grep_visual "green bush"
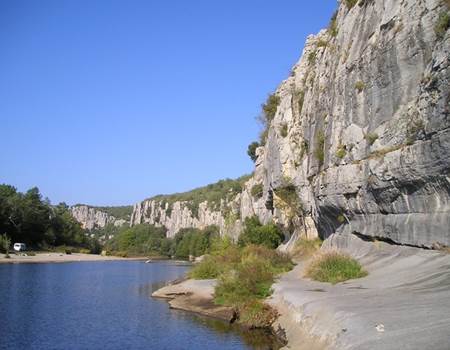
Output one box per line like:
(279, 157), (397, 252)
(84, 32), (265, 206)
(190, 241), (293, 328)
(79, 248), (91, 254)
(435, 11), (450, 39)
(305, 251), (367, 284)
(274, 182), (302, 216)
(336, 145), (347, 159)
(355, 81), (366, 92)
(238, 216), (284, 249)
(0, 233), (11, 254)
(189, 256), (222, 279)
(307, 50), (317, 65)
(250, 184), (264, 200)
(261, 94), (280, 122)
(247, 142), (260, 162)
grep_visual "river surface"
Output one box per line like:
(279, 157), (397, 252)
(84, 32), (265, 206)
(0, 261), (279, 350)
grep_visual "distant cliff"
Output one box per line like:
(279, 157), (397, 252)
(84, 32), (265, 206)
(129, 0), (450, 249)
(70, 205), (131, 230)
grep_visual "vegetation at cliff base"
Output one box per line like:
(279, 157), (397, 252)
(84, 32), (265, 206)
(305, 251), (367, 284)
(238, 216), (284, 249)
(0, 184), (100, 252)
(190, 240), (293, 328)
(189, 217), (292, 328)
(105, 224), (219, 258)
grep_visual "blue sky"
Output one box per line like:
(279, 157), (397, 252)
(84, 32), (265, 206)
(0, 0), (337, 206)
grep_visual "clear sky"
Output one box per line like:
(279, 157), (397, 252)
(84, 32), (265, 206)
(0, 0), (337, 206)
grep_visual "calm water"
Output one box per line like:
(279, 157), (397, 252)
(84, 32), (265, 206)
(0, 261), (279, 350)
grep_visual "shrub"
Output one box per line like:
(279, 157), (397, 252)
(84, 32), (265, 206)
(307, 50), (317, 65)
(317, 39), (328, 48)
(365, 133), (378, 145)
(336, 144), (347, 159)
(274, 181), (302, 217)
(250, 184), (264, 200)
(262, 94), (281, 122)
(79, 248), (91, 254)
(355, 81), (366, 92)
(189, 255), (222, 279)
(305, 251), (367, 284)
(238, 299), (279, 328)
(0, 234), (11, 255)
(435, 11), (450, 39)
(65, 248), (72, 255)
(238, 216), (284, 249)
(247, 141), (260, 162)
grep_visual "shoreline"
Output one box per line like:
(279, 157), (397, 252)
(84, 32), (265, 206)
(152, 234), (450, 350)
(0, 252), (149, 264)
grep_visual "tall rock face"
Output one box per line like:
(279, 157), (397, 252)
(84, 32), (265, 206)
(70, 205), (128, 231)
(254, 0), (450, 248)
(131, 0), (449, 248)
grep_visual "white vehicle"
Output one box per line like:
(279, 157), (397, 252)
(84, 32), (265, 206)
(13, 243), (26, 252)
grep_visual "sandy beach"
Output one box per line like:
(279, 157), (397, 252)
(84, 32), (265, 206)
(0, 252), (144, 264)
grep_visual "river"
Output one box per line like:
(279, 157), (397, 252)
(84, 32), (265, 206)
(0, 261), (279, 350)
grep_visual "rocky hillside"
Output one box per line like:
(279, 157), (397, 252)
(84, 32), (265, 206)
(71, 205), (131, 230)
(131, 0), (450, 248)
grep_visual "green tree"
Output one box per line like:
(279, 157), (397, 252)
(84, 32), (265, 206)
(238, 216), (284, 249)
(247, 142), (260, 162)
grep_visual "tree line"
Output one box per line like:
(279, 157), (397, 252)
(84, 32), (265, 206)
(0, 184), (99, 252)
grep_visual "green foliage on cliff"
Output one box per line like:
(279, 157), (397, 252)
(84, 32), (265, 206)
(238, 216), (284, 249)
(150, 175), (251, 218)
(94, 206), (133, 220)
(247, 141), (260, 162)
(258, 93), (281, 145)
(149, 175), (251, 218)
(250, 184), (264, 200)
(0, 184), (98, 251)
(435, 11), (450, 39)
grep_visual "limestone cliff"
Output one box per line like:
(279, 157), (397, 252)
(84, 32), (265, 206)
(131, 0), (450, 248)
(70, 205), (129, 231)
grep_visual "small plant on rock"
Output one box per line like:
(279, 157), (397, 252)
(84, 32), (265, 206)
(435, 11), (450, 39)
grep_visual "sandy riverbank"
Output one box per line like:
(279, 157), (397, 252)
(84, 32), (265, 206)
(0, 252), (146, 264)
